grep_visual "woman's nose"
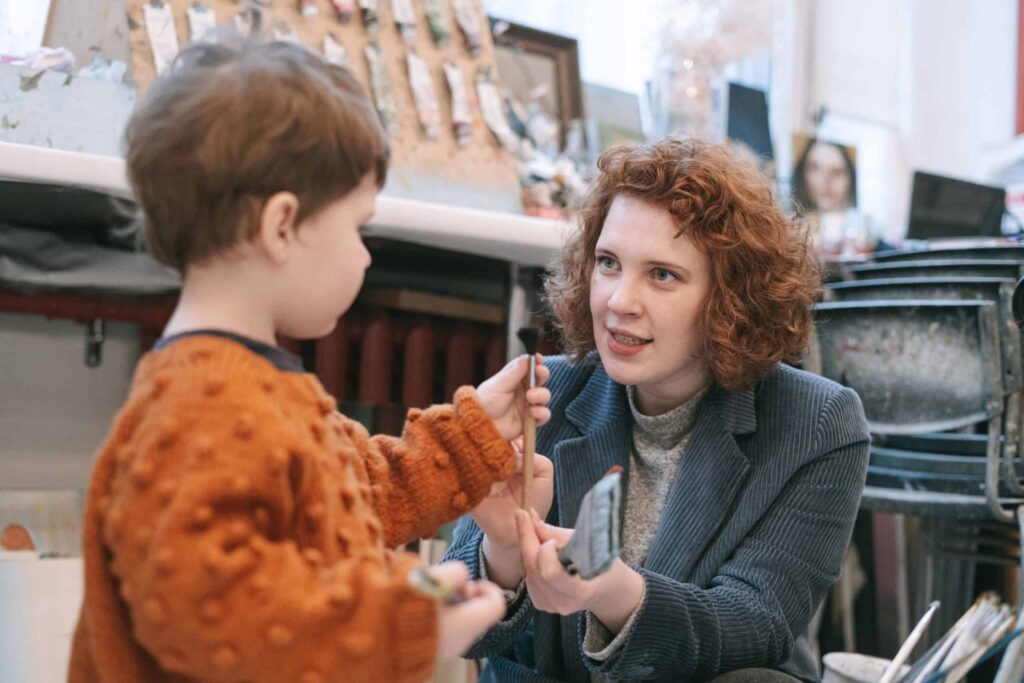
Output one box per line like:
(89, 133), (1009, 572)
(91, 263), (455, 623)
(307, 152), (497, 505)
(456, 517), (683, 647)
(607, 277), (643, 316)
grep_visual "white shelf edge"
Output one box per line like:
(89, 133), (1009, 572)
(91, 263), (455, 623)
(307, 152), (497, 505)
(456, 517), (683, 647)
(0, 141), (569, 267)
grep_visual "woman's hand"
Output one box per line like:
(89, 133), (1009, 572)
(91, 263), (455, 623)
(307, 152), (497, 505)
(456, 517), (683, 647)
(472, 445), (554, 589)
(474, 355), (551, 442)
(515, 510), (644, 634)
(474, 446), (555, 547)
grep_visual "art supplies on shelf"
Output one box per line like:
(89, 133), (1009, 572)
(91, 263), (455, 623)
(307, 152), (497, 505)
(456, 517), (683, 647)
(390, 0), (418, 46)
(364, 40), (400, 136)
(452, 0), (482, 58)
(186, 2), (217, 44)
(322, 32), (350, 67)
(142, 1), (180, 75)
(827, 593), (1024, 683)
(443, 61), (473, 147)
(330, 0), (357, 23)
(476, 66), (519, 152)
(406, 51), (441, 139)
(359, 0), (380, 33)
(424, 0), (450, 46)
(117, 0), (524, 210)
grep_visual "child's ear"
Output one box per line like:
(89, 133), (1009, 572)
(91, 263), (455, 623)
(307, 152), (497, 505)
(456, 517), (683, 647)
(256, 192), (301, 264)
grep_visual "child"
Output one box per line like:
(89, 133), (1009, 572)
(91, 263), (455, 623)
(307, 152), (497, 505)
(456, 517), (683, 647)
(69, 40), (550, 683)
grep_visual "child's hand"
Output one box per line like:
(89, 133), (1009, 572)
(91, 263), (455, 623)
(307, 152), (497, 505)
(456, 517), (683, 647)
(475, 355), (551, 441)
(431, 562), (506, 660)
(474, 446), (555, 549)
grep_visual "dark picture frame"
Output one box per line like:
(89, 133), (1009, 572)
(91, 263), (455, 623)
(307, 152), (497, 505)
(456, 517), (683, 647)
(489, 18), (585, 150)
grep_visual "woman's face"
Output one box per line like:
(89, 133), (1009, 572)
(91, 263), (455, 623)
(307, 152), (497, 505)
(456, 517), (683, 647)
(590, 195), (712, 414)
(803, 142), (851, 212)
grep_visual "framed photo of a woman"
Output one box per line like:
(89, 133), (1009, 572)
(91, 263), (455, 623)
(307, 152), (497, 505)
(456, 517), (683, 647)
(791, 136), (857, 214)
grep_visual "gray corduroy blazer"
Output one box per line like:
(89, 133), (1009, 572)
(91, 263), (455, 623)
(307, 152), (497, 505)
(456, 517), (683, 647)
(445, 356), (869, 683)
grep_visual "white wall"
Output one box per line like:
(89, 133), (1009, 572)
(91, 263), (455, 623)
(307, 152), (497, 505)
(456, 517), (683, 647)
(811, 0), (906, 129)
(908, 0), (1018, 180)
(0, 314), (140, 491)
(483, 0), (659, 96)
(487, 0), (1020, 241)
(0, 0), (50, 54)
(801, 0), (1019, 241)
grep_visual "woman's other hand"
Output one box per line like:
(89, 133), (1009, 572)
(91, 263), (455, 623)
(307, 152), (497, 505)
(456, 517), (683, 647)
(515, 509), (644, 634)
(473, 446), (554, 589)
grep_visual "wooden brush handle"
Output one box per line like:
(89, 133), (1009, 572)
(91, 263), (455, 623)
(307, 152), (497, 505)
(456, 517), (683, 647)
(521, 414), (536, 510)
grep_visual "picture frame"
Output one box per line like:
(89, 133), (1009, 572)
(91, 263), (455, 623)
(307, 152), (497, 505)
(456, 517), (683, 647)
(489, 17), (584, 150)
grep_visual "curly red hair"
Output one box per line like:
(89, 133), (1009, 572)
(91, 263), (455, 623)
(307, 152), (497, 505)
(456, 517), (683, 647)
(545, 138), (819, 390)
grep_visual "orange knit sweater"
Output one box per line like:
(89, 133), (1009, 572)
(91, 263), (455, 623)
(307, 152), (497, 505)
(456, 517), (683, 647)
(68, 337), (516, 683)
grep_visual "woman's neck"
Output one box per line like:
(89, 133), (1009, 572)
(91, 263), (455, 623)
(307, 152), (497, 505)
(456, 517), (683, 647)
(633, 369), (711, 416)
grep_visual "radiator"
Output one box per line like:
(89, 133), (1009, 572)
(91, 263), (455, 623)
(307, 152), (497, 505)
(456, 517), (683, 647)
(313, 307), (507, 411)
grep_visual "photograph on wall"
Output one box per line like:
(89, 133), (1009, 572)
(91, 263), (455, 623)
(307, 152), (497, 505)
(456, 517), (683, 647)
(791, 134), (871, 259)
(791, 135), (858, 214)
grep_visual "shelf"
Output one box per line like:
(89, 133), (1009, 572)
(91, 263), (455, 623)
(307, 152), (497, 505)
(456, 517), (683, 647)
(0, 141), (569, 267)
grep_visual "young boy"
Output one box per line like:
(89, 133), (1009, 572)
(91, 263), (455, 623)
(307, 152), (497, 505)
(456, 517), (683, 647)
(69, 41), (550, 683)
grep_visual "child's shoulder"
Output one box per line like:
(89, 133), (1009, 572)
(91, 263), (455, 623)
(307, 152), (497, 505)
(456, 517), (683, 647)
(101, 336), (326, 493)
(128, 335), (317, 425)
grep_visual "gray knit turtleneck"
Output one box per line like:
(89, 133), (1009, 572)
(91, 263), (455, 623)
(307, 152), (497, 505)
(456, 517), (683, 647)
(585, 384), (707, 675)
(620, 384), (706, 566)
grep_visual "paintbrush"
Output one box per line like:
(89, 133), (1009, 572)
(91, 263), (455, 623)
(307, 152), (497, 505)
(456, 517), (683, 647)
(557, 466), (623, 579)
(407, 566), (467, 604)
(879, 601), (940, 683)
(905, 595), (986, 683)
(517, 327), (540, 511)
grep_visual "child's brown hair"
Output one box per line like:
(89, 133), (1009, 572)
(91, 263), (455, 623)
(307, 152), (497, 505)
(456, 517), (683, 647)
(126, 40), (389, 273)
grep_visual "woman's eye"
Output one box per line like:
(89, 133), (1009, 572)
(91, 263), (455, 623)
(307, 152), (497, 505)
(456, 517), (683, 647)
(597, 256), (617, 270)
(653, 268), (677, 283)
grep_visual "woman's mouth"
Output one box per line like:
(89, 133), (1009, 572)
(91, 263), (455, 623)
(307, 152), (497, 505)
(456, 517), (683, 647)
(606, 329), (652, 356)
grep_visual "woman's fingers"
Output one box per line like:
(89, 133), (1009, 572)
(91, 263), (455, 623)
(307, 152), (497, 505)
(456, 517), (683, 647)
(529, 406), (552, 425)
(516, 509), (541, 572)
(537, 538), (567, 582)
(530, 512), (572, 545)
(524, 386), (551, 406)
(533, 453), (554, 478)
(534, 359), (550, 386)
(524, 386), (551, 426)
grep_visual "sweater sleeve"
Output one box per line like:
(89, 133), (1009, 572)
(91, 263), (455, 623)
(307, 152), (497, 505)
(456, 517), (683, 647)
(351, 386), (517, 547)
(580, 387), (870, 680)
(100, 400), (439, 683)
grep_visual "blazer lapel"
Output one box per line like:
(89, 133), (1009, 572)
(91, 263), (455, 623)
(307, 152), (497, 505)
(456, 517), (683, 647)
(643, 384), (756, 582)
(551, 365), (632, 529)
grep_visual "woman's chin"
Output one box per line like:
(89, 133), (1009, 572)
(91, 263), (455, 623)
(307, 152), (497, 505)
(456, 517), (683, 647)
(599, 352), (648, 386)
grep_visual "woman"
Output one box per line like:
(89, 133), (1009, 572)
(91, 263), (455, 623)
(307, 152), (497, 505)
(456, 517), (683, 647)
(792, 138), (857, 214)
(447, 138), (869, 682)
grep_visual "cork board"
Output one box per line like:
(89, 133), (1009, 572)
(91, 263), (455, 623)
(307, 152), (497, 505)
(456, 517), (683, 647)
(119, 0), (519, 208)
(44, 0), (133, 68)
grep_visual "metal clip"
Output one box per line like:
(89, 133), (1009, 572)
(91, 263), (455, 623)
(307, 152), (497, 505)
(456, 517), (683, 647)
(85, 319), (105, 368)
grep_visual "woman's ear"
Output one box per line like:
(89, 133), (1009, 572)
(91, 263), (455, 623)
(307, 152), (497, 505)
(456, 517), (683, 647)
(256, 191), (301, 264)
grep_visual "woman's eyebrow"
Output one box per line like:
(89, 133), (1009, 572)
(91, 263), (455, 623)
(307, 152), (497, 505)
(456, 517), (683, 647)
(647, 259), (687, 270)
(647, 260), (692, 277)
